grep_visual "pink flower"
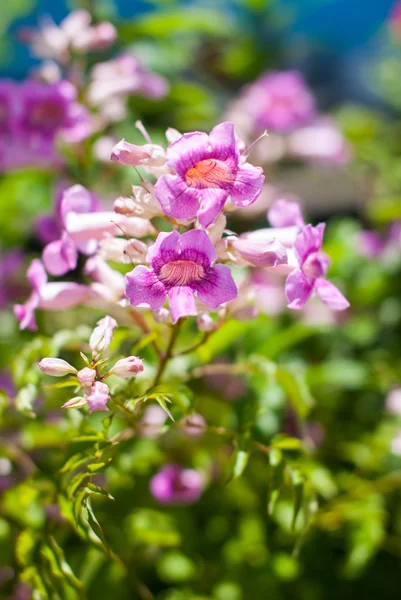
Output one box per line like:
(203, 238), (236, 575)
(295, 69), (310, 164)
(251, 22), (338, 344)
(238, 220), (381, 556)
(21, 10), (116, 61)
(87, 54), (168, 122)
(150, 464), (204, 505)
(86, 381), (110, 413)
(287, 118), (351, 165)
(42, 185), (101, 276)
(154, 122), (264, 227)
(125, 230), (237, 323)
(240, 71), (316, 133)
(14, 259), (93, 330)
(19, 80), (91, 143)
(267, 198), (305, 229)
(286, 224), (349, 311)
(108, 356), (144, 378)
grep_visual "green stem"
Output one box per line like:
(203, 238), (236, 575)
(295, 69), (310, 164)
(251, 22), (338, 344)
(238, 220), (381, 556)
(152, 320), (182, 388)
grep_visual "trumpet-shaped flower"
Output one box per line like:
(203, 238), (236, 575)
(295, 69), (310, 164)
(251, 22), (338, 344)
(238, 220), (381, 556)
(125, 229), (237, 323)
(285, 224), (349, 310)
(154, 122), (264, 227)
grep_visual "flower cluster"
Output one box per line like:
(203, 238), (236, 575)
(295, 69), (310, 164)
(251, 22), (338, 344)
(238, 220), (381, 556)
(225, 70), (351, 165)
(38, 315), (143, 413)
(15, 120), (349, 335)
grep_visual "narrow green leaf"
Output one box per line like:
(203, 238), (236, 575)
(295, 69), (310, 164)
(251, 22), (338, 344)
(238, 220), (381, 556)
(291, 470), (305, 531)
(83, 498), (110, 554)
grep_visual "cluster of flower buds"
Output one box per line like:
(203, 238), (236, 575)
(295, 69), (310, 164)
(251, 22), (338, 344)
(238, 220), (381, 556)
(38, 315), (143, 413)
(16, 119), (349, 334)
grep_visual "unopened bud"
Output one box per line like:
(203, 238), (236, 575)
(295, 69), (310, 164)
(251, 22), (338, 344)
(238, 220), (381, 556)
(38, 358), (77, 377)
(152, 307), (170, 323)
(197, 314), (214, 332)
(109, 356), (144, 379)
(62, 396), (87, 409)
(77, 367), (97, 389)
(89, 316), (117, 356)
(110, 139), (165, 167)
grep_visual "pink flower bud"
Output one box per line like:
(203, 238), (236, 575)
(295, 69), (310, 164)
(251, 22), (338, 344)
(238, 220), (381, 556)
(197, 314), (214, 332)
(38, 358), (77, 377)
(152, 307), (170, 323)
(77, 367), (97, 389)
(110, 139), (165, 167)
(62, 396), (87, 409)
(89, 315), (117, 356)
(180, 414), (206, 437)
(231, 237), (287, 267)
(109, 356), (144, 378)
(86, 381), (110, 413)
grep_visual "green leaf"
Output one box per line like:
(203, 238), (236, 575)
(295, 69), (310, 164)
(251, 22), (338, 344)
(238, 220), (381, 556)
(268, 449), (284, 516)
(83, 497), (110, 554)
(86, 483), (114, 501)
(276, 367), (314, 419)
(16, 530), (38, 567)
(271, 435), (303, 451)
(291, 470), (305, 531)
(15, 383), (37, 418)
(46, 536), (85, 594)
(60, 453), (90, 475)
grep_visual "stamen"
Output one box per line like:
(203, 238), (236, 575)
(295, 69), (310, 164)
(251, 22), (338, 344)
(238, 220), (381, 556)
(243, 130), (269, 155)
(135, 120), (152, 144)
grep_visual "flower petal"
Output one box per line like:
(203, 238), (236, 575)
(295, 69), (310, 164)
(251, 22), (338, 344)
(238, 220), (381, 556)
(42, 235), (78, 276)
(125, 265), (167, 309)
(285, 268), (313, 309)
(294, 223), (325, 265)
(195, 264), (237, 308)
(232, 237), (287, 267)
(315, 278), (349, 310)
(165, 131), (209, 175)
(178, 229), (216, 265)
(154, 174), (201, 221)
(168, 286), (197, 323)
(27, 259), (47, 290)
(197, 187), (229, 228)
(208, 121), (238, 161)
(268, 198), (305, 228)
(229, 163), (264, 207)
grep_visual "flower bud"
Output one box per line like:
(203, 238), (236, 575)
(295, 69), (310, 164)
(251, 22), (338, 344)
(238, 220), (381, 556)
(180, 413), (206, 437)
(62, 396), (87, 409)
(38, 358), (77, 377)
(86, 381), (110, 413)
(99, 237), (148, 264)
(152, 307), (170, 323)
(231, 237), (287, 268)
(89, 315), (117, 356)
(197, 314), (214, 332)
(77, 367), (97, 389)
(109, 356), (144, 378)
(110, 139), (165, 167)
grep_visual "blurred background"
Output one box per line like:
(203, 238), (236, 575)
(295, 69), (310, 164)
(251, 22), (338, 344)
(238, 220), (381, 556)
(2, 1), (401, 599)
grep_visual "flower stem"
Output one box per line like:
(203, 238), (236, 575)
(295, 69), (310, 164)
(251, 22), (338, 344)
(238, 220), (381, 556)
(152, 320), (182, 387)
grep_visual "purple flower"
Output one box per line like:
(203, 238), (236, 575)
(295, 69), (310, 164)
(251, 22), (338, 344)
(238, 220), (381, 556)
(240, 71), (316, 133)
(19, 80), (91, 143)
(125, 229), (237, 323)
(86, 381), (110, 414)
(14, 259), (93, 330)
(267, 197), (305, 229)
(154, 122), (264, 227)
(41, 184), (101, 276)
(150, 464), (204, 505)
(0, 80), (16, 136)
(285, 224), (349, 311)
